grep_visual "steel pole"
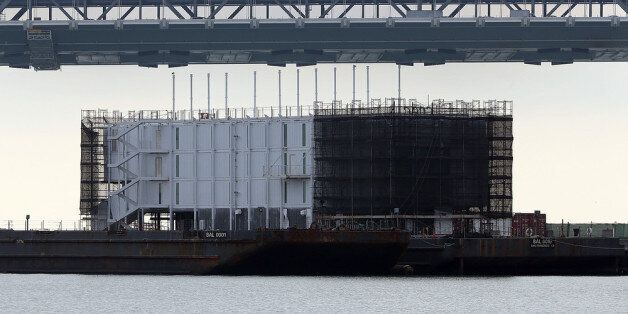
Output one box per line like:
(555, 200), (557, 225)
(314, 68), (318, 104)
(397, 64), (401, 104)
(366, 66), (370, 105)
(172, 72), (176, 120)
(352, 65), (356, 106)
(296, 68), (300, 115)
(225, 73), (228, 118)
(333, 67), (337, 104)
(278, 70), (282, 116)
(190, 73), (193, 120)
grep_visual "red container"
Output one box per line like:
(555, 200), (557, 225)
(512, 211), (546, 237)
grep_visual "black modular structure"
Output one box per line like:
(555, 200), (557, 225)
(312, 100), (513, 220)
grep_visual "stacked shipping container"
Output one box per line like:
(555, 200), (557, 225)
(512, 211), (547, 237)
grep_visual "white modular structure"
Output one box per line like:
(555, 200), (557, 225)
(106, 113), (313, 231)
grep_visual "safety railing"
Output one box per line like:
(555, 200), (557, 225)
(81, 105), (316, 123)
(0, 220), (93, 231)
(314, 98), (512, 118)
(82, 98), (512, 124)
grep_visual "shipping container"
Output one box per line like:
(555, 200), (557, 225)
(512, 211), (546, 237)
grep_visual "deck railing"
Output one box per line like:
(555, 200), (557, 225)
(81, 98), (512, 124)
(0, 220), (93, 231)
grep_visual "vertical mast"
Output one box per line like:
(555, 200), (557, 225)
(253, 71), (257, 117)
(172, 72), (176, 120)
(190, 74), (193, 119)
(366, 66), (370, 105)
(397, 64), (401, 103)
(314, 68), (318, 103)
(352, 65), (356, 105)
(278, 70), (282, 117)
(333, 67), (337, 104)
(296, 68), (301, 115)
(225, 73), (228, 118)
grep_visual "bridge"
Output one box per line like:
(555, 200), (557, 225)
(1, 0), (628, 70)
(1, 0), (628, 20)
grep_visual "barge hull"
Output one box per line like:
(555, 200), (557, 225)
(0, 229), (409, 275)
(399, 237), (627, 275)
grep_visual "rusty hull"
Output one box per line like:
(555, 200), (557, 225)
(214, 229), (410, 275)
(399, 237), (627, 275)
(0, 229), (409, 275)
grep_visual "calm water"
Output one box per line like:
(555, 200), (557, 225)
(0, 275), (626, 313)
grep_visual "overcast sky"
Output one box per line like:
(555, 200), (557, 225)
(0, 62), (627, 224)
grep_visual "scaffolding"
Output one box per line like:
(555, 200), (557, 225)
(313, 98), (513, 222)
(80, 110), (118, 230)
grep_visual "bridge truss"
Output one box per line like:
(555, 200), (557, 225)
(1, 1), (628, 70)
(1, 0), (628, 21)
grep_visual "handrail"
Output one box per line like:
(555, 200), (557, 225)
(81, 98), (513, 124)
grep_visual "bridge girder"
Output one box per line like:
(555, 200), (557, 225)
(1, 17), (628, 70)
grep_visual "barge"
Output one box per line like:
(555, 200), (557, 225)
(398, 237), (627, 275)
(0, 229), (410, 275)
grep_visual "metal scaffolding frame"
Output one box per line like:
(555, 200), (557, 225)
(312, 98), (513, 231)
(80, 110), (120, 230)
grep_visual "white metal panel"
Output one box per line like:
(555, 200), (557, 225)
(127, 127), (139, 149)
(268, 179), (282, 207)
(235, 153), (248, 178)
(197, 181), (212, 205)
(266, 151), (283, 176)
(173, 181), (193, 206)
(268, 122), (282, 148)
(141, 125), (156, 149)
(197, 153), (212, 179)
(175, 153), (194, 178)
(129, 157), (139, 177)
(285, 180), (308, 206)
(250, 151), (266, 177)
(213, 180), (230, 207)
(139, 181), (168, 206)
(141, 154), (165, 177)
(157, 125), (171, 150)
(214, 123), (230, 149)
(214, 152), (230, 177)
(159, 182), (170, 205)
(235, 180), (248, 205)
(250, 179), (267, 206)
(176, 125), (194, 150)
(287, 122), (305, 148)
(235, 123), (248, 150)
(250, 123), (266, 148)
(196, 124), (212, 150)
